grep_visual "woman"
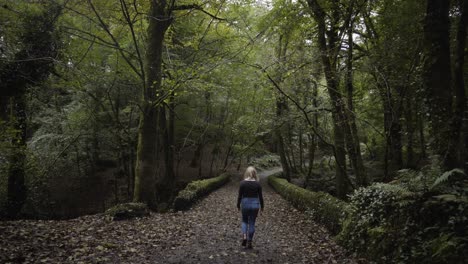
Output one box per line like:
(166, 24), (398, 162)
(237, 166), (264, 249)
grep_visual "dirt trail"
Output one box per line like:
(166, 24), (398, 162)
(0, 169), (357, 263)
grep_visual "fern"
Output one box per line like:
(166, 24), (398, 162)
(430, 169), (466, 190)
(378, 183), (413, 198)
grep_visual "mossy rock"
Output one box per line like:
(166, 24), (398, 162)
(268, 174), (349, 234)
(105, 202), (149, 221)
(174, 173), (230, 211)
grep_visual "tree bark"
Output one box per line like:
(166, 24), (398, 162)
(418, 112), (427, 160)
(276, 98), (292, 182)
(274, 34), (292, 181)
(299, 128), (304, 171)
(405, 96), (415, 168)
(1, 4), (61, 217)
(307, 0), (350, 198)
(6, 96), (27, 217)
(305, 81), (319, 186)
(345, 16), (368, 186)
(133, 0), (172, 208)
(158, 105), (175, 203)
(423, 0), (453, 167)
(374, 79), (403, 180)
(446, 0), (467, 169)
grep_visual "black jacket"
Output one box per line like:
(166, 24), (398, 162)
(237, 180), (264, 209)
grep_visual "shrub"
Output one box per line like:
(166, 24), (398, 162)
(268, 173), (349, 234)
(250, 154), (281, 171)
(337, 168), (468, 263)
(174, 173), (230, 211)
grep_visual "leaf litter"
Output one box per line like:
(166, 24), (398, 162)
(0, 172), (362, 263)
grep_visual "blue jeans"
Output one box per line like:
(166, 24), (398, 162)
(241, 197), (260, 241)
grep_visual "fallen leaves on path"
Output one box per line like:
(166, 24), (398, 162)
(0, 173), (360, 264)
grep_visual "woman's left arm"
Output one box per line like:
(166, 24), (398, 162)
(259, 185), (264, 210)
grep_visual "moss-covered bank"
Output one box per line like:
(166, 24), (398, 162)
(268, 169), (468, 264)
(174, 173), (230, 211)
(268, 173), (349, 235)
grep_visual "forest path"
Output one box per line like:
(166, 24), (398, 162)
(0, 168), (357, 264)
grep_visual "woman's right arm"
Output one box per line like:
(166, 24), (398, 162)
(237, 183), (243, 210)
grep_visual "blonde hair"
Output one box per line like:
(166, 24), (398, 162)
(244, 166), (259, 181)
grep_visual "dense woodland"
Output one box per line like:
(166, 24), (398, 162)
(0, 0), (467, 262)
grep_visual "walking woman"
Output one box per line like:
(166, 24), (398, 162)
(237, 166), (264, 249)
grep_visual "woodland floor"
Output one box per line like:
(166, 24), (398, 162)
(0, 168), (361, 264)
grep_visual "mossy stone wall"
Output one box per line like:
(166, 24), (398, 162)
(268, 173), (349, 235)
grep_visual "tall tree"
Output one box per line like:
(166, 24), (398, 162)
(422, 0), (453, 168)
(344, 0), (367, 186)
(0, 3), (61, 217)
(275, 34), (292, 182)
(305, 0), (372, 197)
(134, 0), (225, 208)
(447, 0), (467, 170)
(305, 0), (348, 198)
(359, 0), (425, 178)
(133, 0), (173, 208)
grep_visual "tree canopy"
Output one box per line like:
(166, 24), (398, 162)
(0, 0), (467, 261)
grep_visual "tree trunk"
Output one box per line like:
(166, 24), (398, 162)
(423, 0), (453, 167)
(168, 90), (176, 178)
(273, 34), (292, 181)
(446, 0), (467, 169)
(307, 0), (350, 198)
(158, 106), (175, 203)
(306, 81), (319, 183)
(1, 4), (60, 217)
(276, 98), (292, 182)
(299, 128), (304, 171)
(305, 133), (317, 188)
(418, 113), (427, 160)
(378, 82), (403, 180)
(133, 0), (171, 208)
(405, 96), (415, 168)
(6, 97), (27, 217)
(287, 127), (298, 173)
(345, 19), (368, 186)
(332, 121), (348, 198)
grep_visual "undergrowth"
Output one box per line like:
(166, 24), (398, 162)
(337, 159), (468, 263)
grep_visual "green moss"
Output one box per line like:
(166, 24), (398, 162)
(105, 202), (149, 221)
(268, 174), (349, 234)
(174, 173), (230, 211)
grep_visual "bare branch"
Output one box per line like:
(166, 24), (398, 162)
(119, 0), (146, 88)
(86, 0), (144, 80)
(172, 4), (226, 21)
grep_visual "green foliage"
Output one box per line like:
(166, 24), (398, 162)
(337, 164), (468, 263)
(431, 169), (466, 191)
(268, 173), (349, 234)
(250, 154), (281, 171)
(174, 173), (230, 211)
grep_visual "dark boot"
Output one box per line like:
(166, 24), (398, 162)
(247, 241), (253, 249)
(241, 239), (247, 247)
